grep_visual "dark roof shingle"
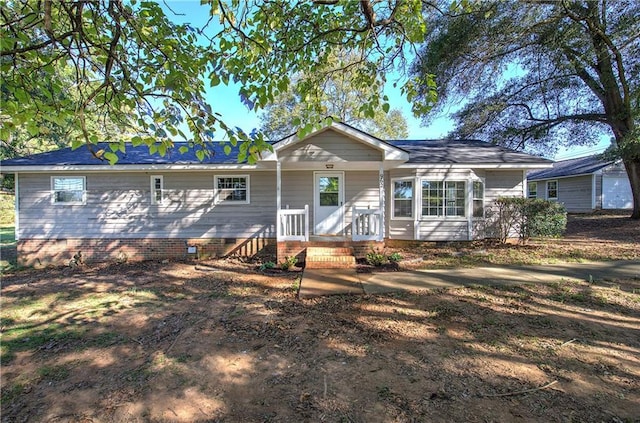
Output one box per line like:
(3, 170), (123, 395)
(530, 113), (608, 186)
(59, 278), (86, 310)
(1, 142), (242, 166)
(528, 155), (613, 180)
(389, 139), (550, 164)
(1, 139), (550, 167)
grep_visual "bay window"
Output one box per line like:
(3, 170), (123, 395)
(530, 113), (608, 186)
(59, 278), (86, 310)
(421, 180), (466, 217)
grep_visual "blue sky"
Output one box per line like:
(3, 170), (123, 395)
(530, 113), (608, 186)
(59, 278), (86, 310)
(160, 1), (608, 160)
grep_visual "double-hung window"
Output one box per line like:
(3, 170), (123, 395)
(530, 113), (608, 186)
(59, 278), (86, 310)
(392, 179), (413, 218)
(51, 176), (86, 205)
(150, 175), (164, 205)
(215, 175), (250, 204)
(422, 180), (466, 217)
(547, 180), (558, 200)
(528, 182), (538, 199)
(473, 181), (484, 218)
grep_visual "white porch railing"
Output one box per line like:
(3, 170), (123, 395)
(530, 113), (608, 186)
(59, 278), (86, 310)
(352, 207), (383, 241)
(277, 205), (309, 241)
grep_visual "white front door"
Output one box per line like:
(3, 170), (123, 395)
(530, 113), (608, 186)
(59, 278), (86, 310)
(314, 172), (344, 235)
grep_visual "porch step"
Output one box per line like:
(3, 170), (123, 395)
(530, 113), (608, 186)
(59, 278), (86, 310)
(305, 246), (356, 269)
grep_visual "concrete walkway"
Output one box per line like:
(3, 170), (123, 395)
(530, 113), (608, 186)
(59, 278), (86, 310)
(299, 260), (640, 298)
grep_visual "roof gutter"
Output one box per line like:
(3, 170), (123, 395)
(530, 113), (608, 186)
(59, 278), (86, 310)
(399, 163), (552, 169)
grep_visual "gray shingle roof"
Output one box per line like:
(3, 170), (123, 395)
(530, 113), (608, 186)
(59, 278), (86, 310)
(389, 140), (550, 164)
(528, 155), (614, 180)
(1, 142), (242, 166)
(1, 139), (550, 167)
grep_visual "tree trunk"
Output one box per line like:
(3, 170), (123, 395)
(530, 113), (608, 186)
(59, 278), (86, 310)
(623, 158), (640, 219)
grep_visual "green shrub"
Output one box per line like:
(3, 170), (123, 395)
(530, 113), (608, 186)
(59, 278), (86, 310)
(523, 199), (566, 238)
(259, 261), (276, 271)
(491, 197), (566, 243)
(366, 248), (387, 266)
(280, 256), (298, 270)
(388, 252), (403, 262)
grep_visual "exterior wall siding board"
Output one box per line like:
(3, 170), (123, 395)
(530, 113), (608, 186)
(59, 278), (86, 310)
(484, 170), (523, 203)
(279, 133), (383, 162)
(595, 174), (603, 208)
(418, 221), (469, 241)
(555, 175), (593, 212)
(18, 172), (276, 240)
(344, 171), (380, 236)
(479, 170), (524, 239)
(281, 170), (314, 225)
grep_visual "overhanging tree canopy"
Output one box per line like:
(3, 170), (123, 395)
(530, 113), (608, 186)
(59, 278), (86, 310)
(1, 0), (434, 164)
(259, 51), (409, 140)
(411, 0), (640, 217)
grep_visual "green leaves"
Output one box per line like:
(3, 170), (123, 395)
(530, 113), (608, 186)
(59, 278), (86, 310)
(259, 50), (409, 140)
(2, 0), (429, 165)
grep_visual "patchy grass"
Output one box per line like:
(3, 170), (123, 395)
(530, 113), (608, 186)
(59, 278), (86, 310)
(0, 194), (14, 226)
(1, 260), (639, 422)
(0, 288), (161, 364)
(387, 213), (640, 270)
(0, 226), (15, 245)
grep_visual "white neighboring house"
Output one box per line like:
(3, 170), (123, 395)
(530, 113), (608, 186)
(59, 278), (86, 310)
(1, 122), (551, 266)
(527, 155), (632, 213)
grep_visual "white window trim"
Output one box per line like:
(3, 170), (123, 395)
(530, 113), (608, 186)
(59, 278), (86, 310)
(390, 177), (414, 220)
(214, 174), (250, 205)
(472, 179), (485, 219)
(150, 175), (164, 205)
(419, 179), (468, 220)
(51, 176), (86, 205)
(547, 180), (558, 200)
(528, 181), (538, 199)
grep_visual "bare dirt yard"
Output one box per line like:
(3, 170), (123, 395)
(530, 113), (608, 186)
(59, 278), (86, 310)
(1, 213), (639, 422)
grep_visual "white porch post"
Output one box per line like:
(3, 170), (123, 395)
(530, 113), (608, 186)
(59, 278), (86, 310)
(276, 161), (282, 240)
(467, 177), (474, 241)
(379, 163), (385, 241)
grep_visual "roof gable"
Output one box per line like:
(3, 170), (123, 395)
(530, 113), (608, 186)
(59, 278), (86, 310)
(264, 122), (409, 162)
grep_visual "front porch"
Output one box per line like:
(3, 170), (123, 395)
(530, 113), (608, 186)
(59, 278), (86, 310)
(276, 205), (385, 267)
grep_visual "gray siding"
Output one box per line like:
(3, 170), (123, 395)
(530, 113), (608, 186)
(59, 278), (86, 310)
(280, 170), (380, 235)
(279, 132), (382, 162)
(557, 175), (593, 212)
(17, 172), (276, 239)
(344, 171), (380, 236)
(484, 170), (524, 203)
(533, 176), (594, 212)
(481, 170), (526, 239)
(595, 174), (602, 208)
(280, 170), (314, 229)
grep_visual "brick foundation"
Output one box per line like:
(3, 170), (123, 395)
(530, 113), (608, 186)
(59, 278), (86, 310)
(17, 237), (276, 267)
